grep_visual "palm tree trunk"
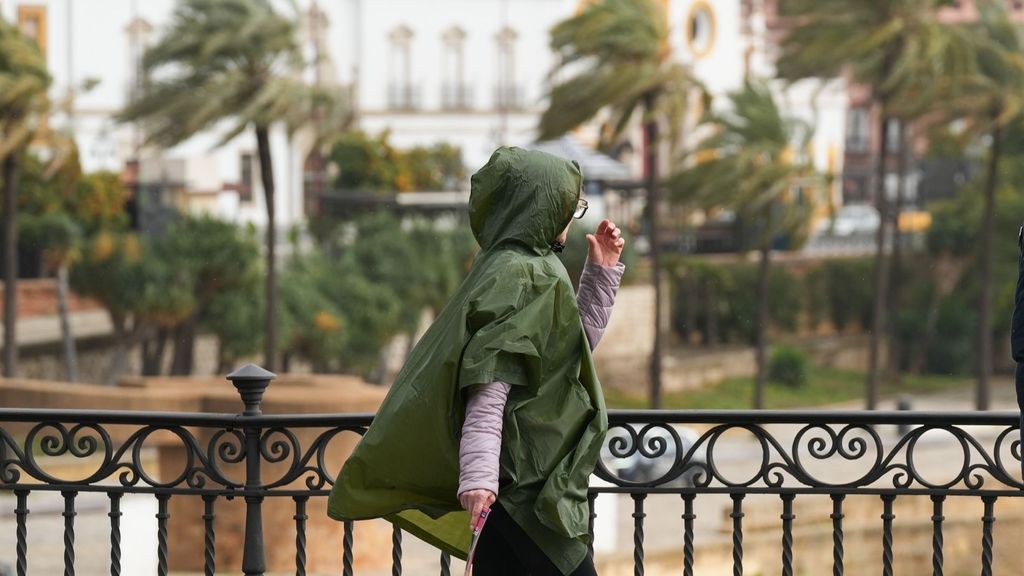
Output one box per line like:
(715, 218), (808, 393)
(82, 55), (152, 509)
(887, 120), (908, 381)
(643, 93), (663, 409)
(706, 278), (719, 346)
(169, 320), (196, 376)
(2, 151), (20, 378)
(867, 107), (892, 410)
(142, 328), (168, 376)
(683, 274), (697, 344)
(256, 124), (277, 372)
(106, 311), (128, 385)
(977, 122), (1001, 411)
(754, 243), (771, 410)
(56, 263), (78, 382)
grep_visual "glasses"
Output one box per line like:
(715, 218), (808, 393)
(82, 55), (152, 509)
(573, 198), (589, 220)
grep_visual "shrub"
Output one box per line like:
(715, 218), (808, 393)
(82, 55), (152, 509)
(671, 261), (800, 345)
(820, 258), (874, 331)
(768, 346), (809, 388)
(926, 296), (976, 376)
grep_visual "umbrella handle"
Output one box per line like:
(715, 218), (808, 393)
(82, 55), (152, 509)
(465, 507), (491, 576)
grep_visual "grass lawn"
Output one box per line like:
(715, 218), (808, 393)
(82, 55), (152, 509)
(601, 366), (972, 410)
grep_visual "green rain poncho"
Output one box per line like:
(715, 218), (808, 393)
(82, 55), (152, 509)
(327, 146), (609, 575)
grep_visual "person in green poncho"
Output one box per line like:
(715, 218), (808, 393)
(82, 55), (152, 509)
(327, 146), (626, 575)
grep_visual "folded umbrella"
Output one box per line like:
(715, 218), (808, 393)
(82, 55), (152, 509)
(464, 507), (491, 576)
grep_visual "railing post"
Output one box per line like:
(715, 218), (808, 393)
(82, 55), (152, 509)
(227, 364), (276, 576)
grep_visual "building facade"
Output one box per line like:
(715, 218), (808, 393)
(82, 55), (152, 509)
(1, 0), (848, 234)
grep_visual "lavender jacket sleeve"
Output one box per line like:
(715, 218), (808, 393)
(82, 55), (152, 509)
(457, 259), (625, 498)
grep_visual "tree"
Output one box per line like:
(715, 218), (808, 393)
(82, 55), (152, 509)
(667, 79), (817, 408)
(69, 232), (149, 383)
(0, 18), (50, 377)
(117, 0), (347, 372)
(937, 1), (1024, 409)
(328, 130), (467, 192)
(204, 277), (263, 374)
(329, 130), (408, 192)
(777, 0), (972, 409)
(275, 250), (402, 377)
(539, 0), (698, 408)
(18, 148), (129, 382)
(148, 216), (261, 375)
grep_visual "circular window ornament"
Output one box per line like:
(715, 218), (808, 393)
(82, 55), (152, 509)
(686, 1), (716, 59)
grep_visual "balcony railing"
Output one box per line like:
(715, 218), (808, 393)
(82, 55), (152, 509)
(494, 84), (525, 110)
(387, 83), (422, 111)
(0, 364), (1021, 575)
(441, 84), (473, 110)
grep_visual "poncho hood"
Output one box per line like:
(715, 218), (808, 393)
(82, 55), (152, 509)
(327, 146), (607, 576)
(469, 146), (582, 254)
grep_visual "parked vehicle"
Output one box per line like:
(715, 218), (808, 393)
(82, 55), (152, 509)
(600, 424), (708, 487)
(815, 204), (880, 237)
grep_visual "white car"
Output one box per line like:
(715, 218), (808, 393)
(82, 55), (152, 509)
(599, 424), (708, 487)
(816, 204), (881, 237)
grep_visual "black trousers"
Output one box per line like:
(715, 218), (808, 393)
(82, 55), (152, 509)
(471, 501), (598, 576)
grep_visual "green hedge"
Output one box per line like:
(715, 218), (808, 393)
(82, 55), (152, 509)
(768, 346), (809, 388)
(671, 260), (801, 346)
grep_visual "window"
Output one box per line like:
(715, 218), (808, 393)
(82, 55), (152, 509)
(886, 118), (902, 152)
(495, 27), (521, 110)
(388, 25), (418, 110)
(17, 5), (47, 57)
(441, 26), (469, 109)
(846, 107), (869, 153)
(686, 1), (716, 59)
(126, 17), (154, 103)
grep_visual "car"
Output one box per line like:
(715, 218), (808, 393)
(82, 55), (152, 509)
(815, 204), (881, 237)
(599, 423), (708, 487)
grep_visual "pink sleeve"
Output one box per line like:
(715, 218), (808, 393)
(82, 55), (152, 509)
(457, 380), (511, 498)
(456, 260), (624, 498)
(576, 258), (625, 351)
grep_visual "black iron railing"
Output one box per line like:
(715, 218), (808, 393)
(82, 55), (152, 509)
(0, 364), (1021, 575)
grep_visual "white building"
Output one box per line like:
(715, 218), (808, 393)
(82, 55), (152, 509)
(1, 0), (847, 232)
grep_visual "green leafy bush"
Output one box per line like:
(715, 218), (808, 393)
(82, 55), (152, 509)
(671, 261), (800, 345)
(768, 346), (809, 388)
(819, 258), (874, 331)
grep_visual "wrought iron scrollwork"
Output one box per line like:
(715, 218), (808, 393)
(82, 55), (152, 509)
(595, 417), (1024, 492)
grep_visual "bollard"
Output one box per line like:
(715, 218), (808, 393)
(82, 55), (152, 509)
(897, 396), (913, 437)
(227, 364), (276, 576)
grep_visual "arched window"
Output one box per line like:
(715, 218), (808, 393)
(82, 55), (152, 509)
(685, 1), (716, 59)
(495, 27), (521, 110)
(17, 5), (47, 57)
(442, 26), (469, 109)
(389, 25), (417, 109)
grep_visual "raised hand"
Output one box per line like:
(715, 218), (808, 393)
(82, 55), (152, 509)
(586, 219), (625, 267)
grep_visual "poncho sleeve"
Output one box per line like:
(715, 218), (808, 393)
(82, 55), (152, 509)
(458, 260), (555, 391)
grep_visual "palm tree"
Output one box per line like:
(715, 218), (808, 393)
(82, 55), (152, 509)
(937, 1), (1024, 409)
(0, 19), (51, 378)
(539, 0), (698, 409)
(777, 0), (972, 409)
(118, 0), (346, 372)
(666, 79), (817, 408)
